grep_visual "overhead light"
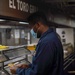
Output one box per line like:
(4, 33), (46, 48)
(19, 22), (29, 24)
(0, 19), (5, 21)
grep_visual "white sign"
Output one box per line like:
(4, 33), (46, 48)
(14, 29), (20, 38)
(9, 0), (38, 13)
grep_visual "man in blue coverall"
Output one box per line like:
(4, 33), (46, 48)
(10, 12), (64, 75)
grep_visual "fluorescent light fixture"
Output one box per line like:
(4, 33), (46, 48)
(0, 19), (5, 21)
(19, 22), (29, 24)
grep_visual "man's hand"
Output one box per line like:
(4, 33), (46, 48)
(9, 64), (29, 74)
(10, 65), (18, 74)
(16, 64), (29, 68)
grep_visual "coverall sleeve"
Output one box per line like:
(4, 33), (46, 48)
(16, 42), (55, 75)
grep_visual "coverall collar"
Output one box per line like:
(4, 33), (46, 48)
(40, 28), (53, 40)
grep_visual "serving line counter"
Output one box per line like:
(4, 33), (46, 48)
(64, 51), (75, 75)
(0, 45), (32, 75)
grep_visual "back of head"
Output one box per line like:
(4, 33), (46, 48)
(27, 11), (48, 26)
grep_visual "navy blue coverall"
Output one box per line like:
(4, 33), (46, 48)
(16, 28), (63, 75)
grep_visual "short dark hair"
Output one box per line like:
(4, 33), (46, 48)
(27, 11), (48, 26)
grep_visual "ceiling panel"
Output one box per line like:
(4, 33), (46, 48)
(27, 0), (75, 19)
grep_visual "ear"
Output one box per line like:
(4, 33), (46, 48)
(36, 22), (41, 27)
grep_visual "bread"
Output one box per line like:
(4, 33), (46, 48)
(8, 63), (14, 67)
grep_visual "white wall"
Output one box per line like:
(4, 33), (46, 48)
(56, 28), (74, 47)
(53, 16), (71, 27)
(48, 14), (75, 27)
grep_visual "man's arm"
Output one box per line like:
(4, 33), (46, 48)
(11, 42), (55, 75)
